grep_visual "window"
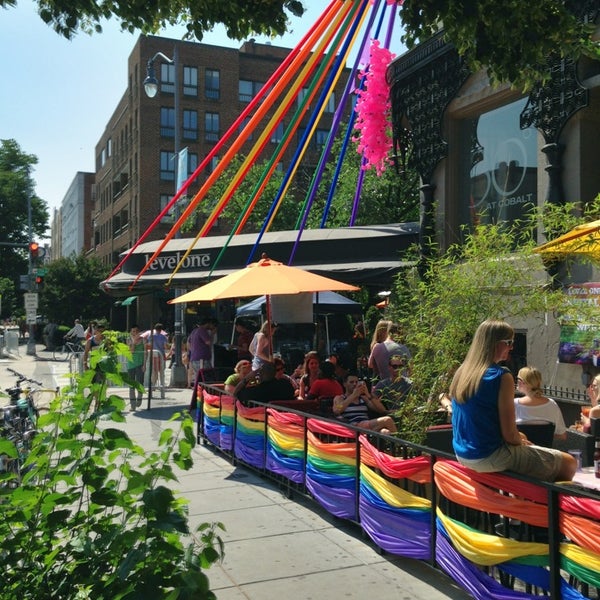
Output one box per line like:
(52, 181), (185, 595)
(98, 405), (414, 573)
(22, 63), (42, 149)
(160, 63), (175, 94)
(271, 122), (284, 144)
(187, 152), (198, 174)
(324, 92), (336, 114)
(457, 97), (538, 227)
(315, 129), (329, 150)
(183, 110), (198, 140)
(239, 79), (263, 102)
(160, 151), (176, 181)
(205, 69), (220, 100)
(297, 87), (309, 108)
(160, 107), (175, 138)
(160, 193), (175, 223)
(205, 112), (220, 142)
(239, 116), (253, 140)
(183, 66), (198, 96)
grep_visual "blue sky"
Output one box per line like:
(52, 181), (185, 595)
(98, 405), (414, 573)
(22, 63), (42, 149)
(0, 0), (326, 213)
(0, 1), (404, 216)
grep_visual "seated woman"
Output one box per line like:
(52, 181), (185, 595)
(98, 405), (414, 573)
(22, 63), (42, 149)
(514, 366), (567, 441)
(582, 373), (600, 432)
(224, 360), (252, 395)
(450, 319), (575, 482)
(333, 372), (397, 434)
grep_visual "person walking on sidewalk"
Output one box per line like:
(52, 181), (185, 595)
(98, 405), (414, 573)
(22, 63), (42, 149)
(127, 325), (145, 410)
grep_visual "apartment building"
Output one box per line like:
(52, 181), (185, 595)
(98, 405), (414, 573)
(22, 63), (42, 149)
(93, 35), (351, 267)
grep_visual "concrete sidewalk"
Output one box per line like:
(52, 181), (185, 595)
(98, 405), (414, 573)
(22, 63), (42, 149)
(0, 345), (472, 600)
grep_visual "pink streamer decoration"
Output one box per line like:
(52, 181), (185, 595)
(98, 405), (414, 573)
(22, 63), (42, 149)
(353, 39), (395, 175)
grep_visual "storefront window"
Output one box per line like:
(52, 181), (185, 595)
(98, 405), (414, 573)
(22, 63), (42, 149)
(459, 98), (537, 226)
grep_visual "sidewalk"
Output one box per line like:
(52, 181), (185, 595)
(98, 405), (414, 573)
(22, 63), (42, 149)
(0, 345), (472, 600)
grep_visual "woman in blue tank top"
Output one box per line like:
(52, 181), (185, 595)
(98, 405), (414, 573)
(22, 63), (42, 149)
(450, 319), (576, 482)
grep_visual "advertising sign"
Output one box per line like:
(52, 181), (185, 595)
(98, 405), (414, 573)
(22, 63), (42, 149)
(559, 283), (600, 365)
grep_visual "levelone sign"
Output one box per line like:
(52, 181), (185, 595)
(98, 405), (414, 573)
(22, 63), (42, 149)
(142, 252), (211, 273)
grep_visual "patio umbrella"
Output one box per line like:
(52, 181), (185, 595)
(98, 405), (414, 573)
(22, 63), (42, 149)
(534, 219), (600, 259)
(169, 254), (359, 356)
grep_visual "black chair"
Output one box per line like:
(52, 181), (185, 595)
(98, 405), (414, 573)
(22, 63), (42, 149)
(425, 424), (455, 455)
(516, 420), (555, 448)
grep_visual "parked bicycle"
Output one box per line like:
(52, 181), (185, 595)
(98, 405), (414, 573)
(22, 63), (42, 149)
(1, 368), (43, 486)
(53, 338), (84, 361)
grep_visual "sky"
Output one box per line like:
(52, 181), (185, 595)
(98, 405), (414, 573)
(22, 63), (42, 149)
(0, 0), (328, 214)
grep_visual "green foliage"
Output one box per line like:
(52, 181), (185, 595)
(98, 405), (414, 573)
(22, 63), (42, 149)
(400, 0), (600, 90)
(0, 276), (17, 318)
(0, 139), (49, 303)
(39, 253), (112, 325)
(0, 337), (223, 599)
(387, 207), (600, 442)
(3, 0), (304, 41)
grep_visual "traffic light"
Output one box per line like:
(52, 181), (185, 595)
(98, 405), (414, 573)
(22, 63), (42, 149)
(35, 274), (44, 289)
(29, 242), (39, 259)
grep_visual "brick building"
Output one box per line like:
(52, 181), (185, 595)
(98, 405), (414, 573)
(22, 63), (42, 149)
(92, 35), (351, 267)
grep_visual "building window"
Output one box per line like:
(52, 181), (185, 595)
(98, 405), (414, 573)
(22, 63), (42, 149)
(183, 66), (198, 96)
(187, 152), (198, 175)
(205, 112), (220, 142)
(297, 87), (309, 109)
(239, 116), (253, 140)
(160, 193), (175, 223)
(160, 63), (175, 94)
(160, 150), (176, 181)
(205, 69), (220, 100)
(239, 79), (263, 102)
(271, 122), (284, 144)
(315, 129), (329, 150)
(160, 107), (175, 138)
(324, 92), (336, 114)
(457, 97), (538, 227)
(183, 110), (198, 140)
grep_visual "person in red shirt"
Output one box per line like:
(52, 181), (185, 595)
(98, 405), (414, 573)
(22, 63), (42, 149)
(308, 361), (344, 401)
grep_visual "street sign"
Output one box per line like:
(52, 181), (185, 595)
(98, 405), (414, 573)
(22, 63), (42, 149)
(19, 274), (31, 291)
(24, 292), (38, 311)
(26, 311), (37, 325)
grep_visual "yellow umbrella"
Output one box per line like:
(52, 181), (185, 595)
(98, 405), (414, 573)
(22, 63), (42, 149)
(169, 255), (359, 358)
(168, 254), (359, 303)
(534, 219), (600, 259)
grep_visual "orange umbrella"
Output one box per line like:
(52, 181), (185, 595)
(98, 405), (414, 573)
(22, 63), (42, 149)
(534, 219), (600, 259)
(169, 254), (359, 357)
(168, 254), (359, 303)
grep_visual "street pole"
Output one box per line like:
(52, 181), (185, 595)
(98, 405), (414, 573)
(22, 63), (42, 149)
(26, 193), (36, 356)
(144, 46), (186, 387)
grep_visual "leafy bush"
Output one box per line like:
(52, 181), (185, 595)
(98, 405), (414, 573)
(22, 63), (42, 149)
(0, 333), (223, 599)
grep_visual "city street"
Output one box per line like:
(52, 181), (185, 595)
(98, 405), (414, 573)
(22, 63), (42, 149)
(0, 344), (471, 600)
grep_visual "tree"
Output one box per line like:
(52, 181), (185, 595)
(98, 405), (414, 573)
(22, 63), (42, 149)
(40, 254), (112, 325)
(400, 0), (600, 89)
(0, 276), (18, 319)
(0, 139), (49, 306)
(3, 1), (597, 90)
(386, 204), (600, 442)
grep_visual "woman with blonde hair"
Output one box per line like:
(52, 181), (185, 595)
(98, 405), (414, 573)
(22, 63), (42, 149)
(450, 319), (575, 482)
(368, 319), (392, 378)
(515, 366), (567, 441)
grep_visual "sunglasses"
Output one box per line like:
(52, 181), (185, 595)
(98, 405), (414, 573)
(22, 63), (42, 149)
(389, 364), (404, 369)
(500, 339), (514, 347)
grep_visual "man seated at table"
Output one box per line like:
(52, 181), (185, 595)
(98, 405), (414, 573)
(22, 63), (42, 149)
(372, 354), (412, 413)
(234, 362), (296, 405)
(333, 372), (397, 434)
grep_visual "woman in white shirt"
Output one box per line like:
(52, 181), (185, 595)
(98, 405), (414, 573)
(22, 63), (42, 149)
(515, 366), (567, 441)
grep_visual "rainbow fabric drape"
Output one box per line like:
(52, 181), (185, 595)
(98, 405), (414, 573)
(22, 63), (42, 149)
(199, 389), (600, 599)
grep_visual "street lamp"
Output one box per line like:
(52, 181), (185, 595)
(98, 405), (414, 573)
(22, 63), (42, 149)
(144, 47), (187, 387)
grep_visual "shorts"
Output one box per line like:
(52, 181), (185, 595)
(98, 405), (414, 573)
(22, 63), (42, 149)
(458, 443), (564, 482)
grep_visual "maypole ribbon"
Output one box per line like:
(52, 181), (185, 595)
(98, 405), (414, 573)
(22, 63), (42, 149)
(105, 1), (331, 286)
(129, 0), (344, 289)
(162, 1), (353, 285)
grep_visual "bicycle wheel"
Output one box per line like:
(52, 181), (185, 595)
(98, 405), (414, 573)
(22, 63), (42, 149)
(53, 344), (69, 361)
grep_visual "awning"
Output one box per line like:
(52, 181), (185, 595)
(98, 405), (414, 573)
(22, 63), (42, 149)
(115, 295), (138, 306)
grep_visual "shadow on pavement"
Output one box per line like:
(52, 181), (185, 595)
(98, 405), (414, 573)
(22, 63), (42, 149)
(132, 404), (190, 421)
